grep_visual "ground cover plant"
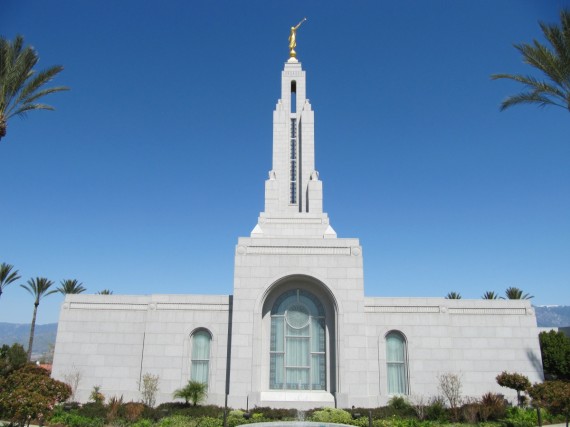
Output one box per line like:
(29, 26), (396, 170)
(12, 393), (558, 427)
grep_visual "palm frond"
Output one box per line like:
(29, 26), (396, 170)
(0, 35), (67, 141)
(492, 10), (570, 113)
(482, 291), (499, 300)
(0, 263), (21, 296)
(7, 66), (67, 116)
(57, 279), (86, 294)
(539, 22), (570, 75)
(9, 87), (69, 118)
(500, 91), (566, 111)
(20, 277), (56, 303)
(492, 73), (566, 97)
(12, 103), (56, 117)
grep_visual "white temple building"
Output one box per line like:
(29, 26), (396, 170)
(52, 51), (543, 410)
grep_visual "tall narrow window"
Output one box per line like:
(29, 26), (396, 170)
(191, 330), (211, 385)
(270, 289), (326, 390)
(291, 80), (297, 113)
(386, 331), (408, 395)
(290, 118), (297, 204)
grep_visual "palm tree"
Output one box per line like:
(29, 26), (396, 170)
(97, 289), (113, 295)
(0, 35), (68, 141)
(491, 10), (570, 112)
(57, 279), (86, 295)
(504, 286), (534, 300)
(20, 277), (58, 361)
(0, 262), (20, 300)
(482, 291), (499, 299)
(445, 292), (462, 299)
(173, 380), (208, 406)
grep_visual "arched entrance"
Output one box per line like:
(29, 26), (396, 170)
(260, 275), (338, 399)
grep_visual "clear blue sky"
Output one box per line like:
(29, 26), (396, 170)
(1, 1), (569, 325)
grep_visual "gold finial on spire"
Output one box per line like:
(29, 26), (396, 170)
(289, 18), (307, 59)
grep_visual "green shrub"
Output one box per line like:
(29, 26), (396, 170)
(49, 410), (105, 427)
(424, 397), (448, 422)
(77, 402), (108, 419)
(350, 416), (370, 427)
(227, 410), (249, 427)
(478, 422), (503, 427)
(198, 416), (224, 427)
(310, 407), (352, 424)
(155, 403), (223, 419)
(387, 396), (417, 418)
(158, 415), (197, 427)
(132, 420), (155, 427)
(249, 406), (297, 420)
(499, 406), (537, 427)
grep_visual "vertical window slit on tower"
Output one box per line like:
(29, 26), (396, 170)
(291, 80), (297, 114)
(290, 118), (297, 204)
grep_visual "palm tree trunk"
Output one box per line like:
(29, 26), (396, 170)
(27, 302), (38, 361)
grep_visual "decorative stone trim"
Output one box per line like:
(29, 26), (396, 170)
(262, 218), (324, 224)
(68, 302), (229, 311)
(69, 302), (148, 311)
(284, 71), (303, 77)
(156, 303), (229, 311)
(448, 308), (526, 315)
(245, 246), (351, 255)
(365, 306), (440, 313)
(364, 305), (527, 315)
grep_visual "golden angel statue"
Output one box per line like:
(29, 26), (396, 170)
(289, 18), (307, 58)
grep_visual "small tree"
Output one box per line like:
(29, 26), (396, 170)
(89, 385), (105, 404)
(138, 373), (159, 407)
(63, 365), (82, 401)
(496, 371), (531, 407)
(20, 276), (58, 361)
(0, 343), (27, 377)
(173, 380), (208, 406)
(539, 330), (570, 380)
(409, 394), (428, 420)
(529, 381), (570, 427)
(438, 372), (463, 421)
(0, 364), (71, 426)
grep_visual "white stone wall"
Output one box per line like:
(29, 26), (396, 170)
(363, 297), (543, 406)
(52, 294), (231, 405)
(229, 235), (365, 410)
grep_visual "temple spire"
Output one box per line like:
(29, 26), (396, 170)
(251, 50), (336, 239)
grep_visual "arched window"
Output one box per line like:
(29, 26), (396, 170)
(270, 289), (326, 390)
(386, 331), (408, 395)
(191, 330), (211, 385)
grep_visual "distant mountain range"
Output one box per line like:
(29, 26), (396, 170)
(0, 306), (568, 357)
(0, 322), (58, 357)
(534, 305), (570, 328)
